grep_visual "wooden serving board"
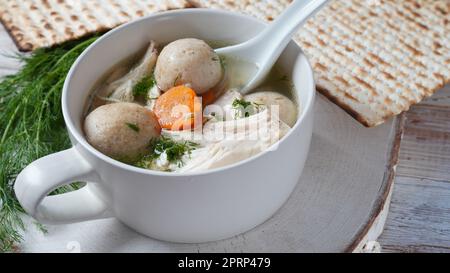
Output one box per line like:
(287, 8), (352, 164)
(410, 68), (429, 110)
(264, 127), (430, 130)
(0, 25), (403, 253)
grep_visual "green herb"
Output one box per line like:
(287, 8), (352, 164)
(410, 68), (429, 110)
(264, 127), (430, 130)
(136, 136), (198, 169)
(0, 36), (98, 252)
(33, 221), (48, 234)
(153, 137), (198, 162)
(126, 122), (140, 133)
(173, 74), (181, 87)
(132, 75), (155, 97)
(231, 99), (265, 119)
(219, 55), (226, 70)
(232, 98), (255, 118)
(232, 98), (253, 109)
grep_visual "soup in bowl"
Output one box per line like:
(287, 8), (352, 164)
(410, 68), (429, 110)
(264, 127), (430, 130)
(14, 9), (315, 243)
(83, 37), (299, 172)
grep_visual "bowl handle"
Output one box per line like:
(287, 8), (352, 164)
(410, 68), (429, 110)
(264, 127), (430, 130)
(14, 147), (112, 224)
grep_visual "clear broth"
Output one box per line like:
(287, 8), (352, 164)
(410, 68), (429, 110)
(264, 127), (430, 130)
(85, 41), (298, 117)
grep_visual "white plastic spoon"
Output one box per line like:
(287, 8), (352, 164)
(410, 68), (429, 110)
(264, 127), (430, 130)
(216, 0), (329, 94)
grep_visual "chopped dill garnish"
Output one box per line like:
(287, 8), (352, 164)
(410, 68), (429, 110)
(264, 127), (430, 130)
(0, 35), (98, 252)
(133, 75), (155, 97)
(232, 98), (262, 118)
(152, 137), (198, 162)
(173, 74), (181, 86)
(232, 98), (253, 109)
(219, 55), (226, 70)
(136, 136), (199, 169)
(125, 122), (140, 132)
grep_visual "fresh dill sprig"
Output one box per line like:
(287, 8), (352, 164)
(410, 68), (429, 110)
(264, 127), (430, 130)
(132, 74), (155, 97)
(152, 136), (198, 163)
(0, 35), (98, 252)
(136, 136), (199, 169)
(125, 122), (140, 133)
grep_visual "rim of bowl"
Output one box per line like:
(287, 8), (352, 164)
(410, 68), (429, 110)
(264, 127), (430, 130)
(62, 8), (316, 177)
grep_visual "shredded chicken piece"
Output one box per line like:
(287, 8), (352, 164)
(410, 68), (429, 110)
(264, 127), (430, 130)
(100, 41), (158, 103)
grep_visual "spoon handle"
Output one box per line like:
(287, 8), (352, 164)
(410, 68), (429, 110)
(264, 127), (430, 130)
(217, 0), (329, 93)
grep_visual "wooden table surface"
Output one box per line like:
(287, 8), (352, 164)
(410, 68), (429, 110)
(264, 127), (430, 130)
(0, 24), (449, 253)
(378, 86), (450, 253)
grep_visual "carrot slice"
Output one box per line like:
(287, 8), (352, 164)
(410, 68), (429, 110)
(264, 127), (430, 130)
(154, 85), (202, 131)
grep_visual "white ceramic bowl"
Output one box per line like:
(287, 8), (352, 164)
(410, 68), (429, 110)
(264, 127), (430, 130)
(14, 9), (315, 243)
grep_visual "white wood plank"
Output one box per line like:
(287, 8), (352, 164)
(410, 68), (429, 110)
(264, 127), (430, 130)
(379, 176), (450, 253)
(378, 84), (450, 253)
(420, 85), (450, 107)
(396, 85), (450, 182)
